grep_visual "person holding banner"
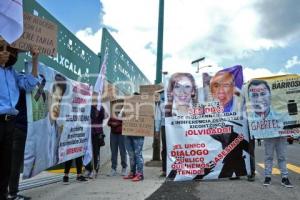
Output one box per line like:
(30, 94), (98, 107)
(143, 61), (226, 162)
(63, 157), (87, 183)
(85, 103), (107, 178)
(165, 73), (197, 117)
(155, 90), (167, 177)
(248, 80), (293, 188)
(23, 73), (67, 178)
(123, 93), (145, 182)
(0, 41), (39, 200)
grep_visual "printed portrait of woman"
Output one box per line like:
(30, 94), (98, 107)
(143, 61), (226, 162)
(165, 72), (198, 117)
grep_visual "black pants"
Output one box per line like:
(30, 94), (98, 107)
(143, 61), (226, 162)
(249, 138), (256, 176)
(161, 126), (166, 173)
(0, 121), (14, 200)
(8, 127), (27, 196)
(85, 134), (100, 172)
(64, 157), (83, 175)
(219, 158), (247, 178)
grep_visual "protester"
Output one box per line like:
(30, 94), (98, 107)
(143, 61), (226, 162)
(165, 73), (197, 117)
(248, 136), (256, 182)
(85, 103), (107, 178)
(7, 90), (31, 200)
(248, 80), (293, 187)
(257, 139), (262, 146)
(107, 100), (127, 176)
(154, 90), (166, 177)
(0, 41), (39, 200)
(63, 157), (87, 184)
(123, 93), (145, 181)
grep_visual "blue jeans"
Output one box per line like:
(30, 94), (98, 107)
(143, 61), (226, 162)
(264, 137), (288, 177)
(125, 136), (144, 175)
(110, 133), (127, 170)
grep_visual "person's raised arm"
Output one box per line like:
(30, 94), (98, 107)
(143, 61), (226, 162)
(30, 47), (39, 77)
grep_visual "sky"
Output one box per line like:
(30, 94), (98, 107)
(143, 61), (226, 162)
(37, 0), (299, 82)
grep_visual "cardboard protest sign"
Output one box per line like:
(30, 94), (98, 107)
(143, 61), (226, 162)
(140, 84), (163, 94)
(120, 95), (155, 137)
(245, 74), (300, 139)
(123, 95), (155, 117)
(11, 12), (57, 56)
(122, 116), (154, 137)
(102, 82), (120, 101)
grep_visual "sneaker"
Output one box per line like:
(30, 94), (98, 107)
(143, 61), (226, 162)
(84, 170), (91, 178)
(121, 168), (127, 176)
(132, 173), (144, 182)
(247, 174), (255, 182)
(63, 176), (69, 184)
(263, 177), (271, 186)
(107, 169), (117, 176)
(281, 177), (294, 188)
(7, 194), (31, 200)
(229, 176), (240, 180)
(76, 175), (88, 182)
(159, 171), (166, 177)
(88, 171), (94, 179)
(123, 172), (135, 179)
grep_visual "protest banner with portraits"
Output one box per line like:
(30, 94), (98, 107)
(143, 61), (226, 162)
(245, 74), (300, 139)
(164, 65), (251, 181)
(23, 63), (92, 179)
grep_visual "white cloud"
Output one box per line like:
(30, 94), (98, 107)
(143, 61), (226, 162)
(75, 0), (298, 83)
(285, 56), (300, 69)
(243, 67), (285, 82)
(75, 28), (102, 55)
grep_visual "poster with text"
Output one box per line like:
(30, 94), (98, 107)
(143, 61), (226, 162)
(164, 65), (251, 181)
(245, 74), (300, 139)
(23, 62), (92, 179)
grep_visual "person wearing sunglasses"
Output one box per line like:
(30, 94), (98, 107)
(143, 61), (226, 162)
(0, 40), (39, 200)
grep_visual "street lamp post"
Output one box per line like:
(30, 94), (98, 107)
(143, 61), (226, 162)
(191, 57), (212, 73)
(152, 0), (164, 161)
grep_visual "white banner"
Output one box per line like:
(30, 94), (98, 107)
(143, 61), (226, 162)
(0, 0), (23, 44)
(164, 65), (251, 181)
(23, 63), (92, 179)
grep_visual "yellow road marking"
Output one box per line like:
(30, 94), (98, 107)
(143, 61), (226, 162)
(287, 164), (300, 174)
(48, 168), (77, 174)
(257, 163), (280, 175)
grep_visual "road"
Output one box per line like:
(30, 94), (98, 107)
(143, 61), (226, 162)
(20, 141), (300, 200)
(147, 141), (300, 200)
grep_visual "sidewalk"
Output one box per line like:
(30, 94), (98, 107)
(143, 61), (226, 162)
(21, 146), (165, 200)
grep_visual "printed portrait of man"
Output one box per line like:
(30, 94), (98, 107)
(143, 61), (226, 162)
(23, 73), (67, 178)
(248, 79), (272, 119)
(210, 71), (240, 112)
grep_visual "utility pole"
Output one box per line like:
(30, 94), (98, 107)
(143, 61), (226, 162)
(153, 0), (164, 161)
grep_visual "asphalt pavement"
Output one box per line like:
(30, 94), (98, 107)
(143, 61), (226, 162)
(19, 140), (300, 200)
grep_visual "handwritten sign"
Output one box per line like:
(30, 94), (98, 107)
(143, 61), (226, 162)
(122, 116), (154, 137)
(140, 84), (163, 94)
(11, 13), (57, 56)
(123, 95), (155, 117)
